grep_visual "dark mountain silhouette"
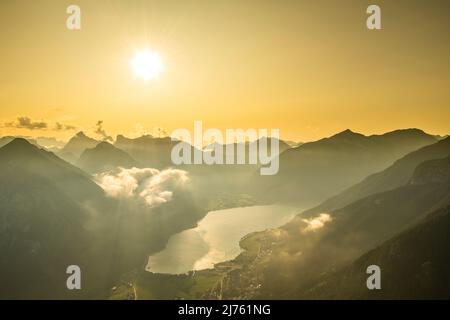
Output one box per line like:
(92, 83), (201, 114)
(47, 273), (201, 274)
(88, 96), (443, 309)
(0, 139), (206, 299)
(201, 147), (450, 300)
(1, 136), (65, 153)
(234, 180), (450, 299)
(0, 139), (116, 299)
(260, 129), (437, 206)
(410, 155), (450, 185)
(0, 136), (38, 148)
(0, 138), (104, 203)
(262, 151), (450, 298)
(306, 136), (450, 216)
(2, 129), (449, 300)
(300, 205), (450, 299)
(77, 141), (139, 174)
(59, 131), (99, 164)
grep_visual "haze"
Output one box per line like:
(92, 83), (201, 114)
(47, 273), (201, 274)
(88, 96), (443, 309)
(0, 0), (449, 142)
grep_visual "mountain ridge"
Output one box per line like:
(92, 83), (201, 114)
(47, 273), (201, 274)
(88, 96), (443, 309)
(305, 136), (450, 216)
(258, 128), (437, 206)
(77, 141), (139, 173)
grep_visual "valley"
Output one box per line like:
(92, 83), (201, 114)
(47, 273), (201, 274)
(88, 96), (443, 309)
(1, 131), (449, 300)
(146, 205), (297, 275)
(109, 136), (450, 300)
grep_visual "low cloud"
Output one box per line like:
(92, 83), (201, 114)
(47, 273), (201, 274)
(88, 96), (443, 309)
(152, 126), (168, 138)
(95, 121), (113, 142)
(95, 167), (190, 207)
(126, 124), (169, 139)
(301, 213), (332, 233)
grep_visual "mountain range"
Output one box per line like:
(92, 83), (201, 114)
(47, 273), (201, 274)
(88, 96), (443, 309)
(0, 138), (116, 299)
(305, 136), (450, 216)
(133, 133), (450, 300)
(195, 137), (450, 299)
(77, 142), (139, 174)
(114, 134), (177, 169)
(1, 128), (449, 300)
(257, 128), (438, 206)
(58, 131), (100, 164)
(0, 138), (204, 299)
(312, 204), (450, 299)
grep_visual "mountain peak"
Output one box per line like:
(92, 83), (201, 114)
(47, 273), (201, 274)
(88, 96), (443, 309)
(2, 137), (36, 151)
(7, 137), (31, 145)
(61, 132), (99, 160)
(66, 131), (98, 144)
(116, 134), (157, 142)
(381, 128), (428, 138)
(76, 131), (87, 138)
(71, 131), (97, 142)
(96, 141), (113, 148)
(77, 140), (138, 173)
(332, 129), (365, 139)
(116, 134), (126, 141)
(0, 138), (47, 162)
(91, 141), (127, 153)
(401, 128), (426, 134)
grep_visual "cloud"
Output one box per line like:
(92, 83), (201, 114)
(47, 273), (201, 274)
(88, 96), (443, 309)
(54, 122), (77, 131)
(95, 167), (190, 207)
(5, 117), (48, 130)
(95, 120), (113, 142)
(3, 116), (78, 132)
(301, 213), (332, 233)
(152, 126), (168, 138)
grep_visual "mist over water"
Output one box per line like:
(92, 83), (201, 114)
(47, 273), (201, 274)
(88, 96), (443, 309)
(146, 205), (297, 274)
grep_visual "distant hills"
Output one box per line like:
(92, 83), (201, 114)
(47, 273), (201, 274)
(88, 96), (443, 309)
(300, 204), (450, 299)
(0, 139), (115, 299)
(203, 137), (291, 162)
(0, 136), (65, 153)
(258, 128), (438, 206)
(59, 131), (100, 164)
(262, 139), (450, 299)
(306, 136), (450, 216)
(114, 135), (177, 169)
(0, 138), (206, 299)
(229, 173), (450, 298)
(300, 156), (450, 300)
(410, 155), (450, 185)
(77, 142), (139, 174)
(0, 136), (39, 148)
(0, 138), (105, 203)
(1, 128), (449, 300)
(168, 131), (450, 300)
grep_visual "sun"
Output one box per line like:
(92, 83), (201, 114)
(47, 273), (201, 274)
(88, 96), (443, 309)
(131, 49), (164, 81)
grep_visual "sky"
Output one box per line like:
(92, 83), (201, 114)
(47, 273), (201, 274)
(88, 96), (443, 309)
(0, 0), (449, 142)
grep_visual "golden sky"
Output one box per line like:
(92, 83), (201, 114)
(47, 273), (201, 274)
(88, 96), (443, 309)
(0, 0), (449, 142)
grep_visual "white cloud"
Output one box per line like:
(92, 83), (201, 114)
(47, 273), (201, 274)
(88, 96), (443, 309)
(301, 213), (332, 233)
(95, 167), (189, 207)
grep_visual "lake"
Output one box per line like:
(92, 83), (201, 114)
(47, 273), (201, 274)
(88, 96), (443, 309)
(146, 205), (297, 274)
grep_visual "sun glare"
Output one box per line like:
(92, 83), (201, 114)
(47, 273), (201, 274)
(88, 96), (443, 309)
(131, 49), (164, 81)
